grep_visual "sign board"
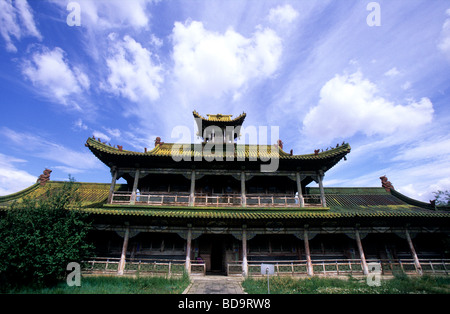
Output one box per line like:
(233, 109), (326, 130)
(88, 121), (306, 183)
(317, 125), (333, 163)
(261, 263), (275, 275)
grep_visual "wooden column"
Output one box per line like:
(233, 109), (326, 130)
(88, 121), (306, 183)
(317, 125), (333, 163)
(107, 167), (118, 204)
(130, 168), (140, 205)
(317, 170), (327, 207)
(242, 225), (248, 276)
(296, 172), (305, 207)
(304, 227), (313, 276)
(355, 228), (369, 275)
(241, 171), (246, 207)
(185, 225), (192, 274)
(117, 224), (130, 275)
(405, 228), (422, 275)
(189, 170), (196, 206)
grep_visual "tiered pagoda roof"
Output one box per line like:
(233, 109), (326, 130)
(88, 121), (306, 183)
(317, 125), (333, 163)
(193, 111), (247, 141)
(85, 137), (352, 172)
(193, 110), (247, 124)
(3, 109), (448, 227)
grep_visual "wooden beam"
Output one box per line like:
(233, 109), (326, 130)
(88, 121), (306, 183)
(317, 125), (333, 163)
(241, 171), (246, 207)
(185, 225), (192, 274)
(355, 228), (369, 275)
(115, 167), (317, 177)
(296, 172), (304, 207)
(242, 225), (248, 276)
(405, 228), (422, 275)
(117, 224), (130, 275)
(107, 167), (118, 204)
(304, 228), (313, 276)
(317, 170), (327, 207)
(130, 169), (140, 205)
(189, 170), (196, 206)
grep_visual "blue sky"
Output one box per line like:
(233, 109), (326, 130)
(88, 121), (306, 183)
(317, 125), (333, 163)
(1, 0), (450, 202)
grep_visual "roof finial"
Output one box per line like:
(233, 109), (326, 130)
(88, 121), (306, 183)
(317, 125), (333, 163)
(380, 175), (394, 192)
(37, 168), (52, 186)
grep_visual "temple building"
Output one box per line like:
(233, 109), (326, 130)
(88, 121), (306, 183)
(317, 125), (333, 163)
(1, 111), (449, 277)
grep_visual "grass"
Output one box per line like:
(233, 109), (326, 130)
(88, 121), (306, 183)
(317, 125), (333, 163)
(242, 274), (450, 294)
(6, 273), (450, 294)
(6, 274), (191, 294)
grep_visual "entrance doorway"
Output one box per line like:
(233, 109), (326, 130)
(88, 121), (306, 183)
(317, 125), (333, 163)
(197, 234), (238, 275)
(210, 236), (224, 273)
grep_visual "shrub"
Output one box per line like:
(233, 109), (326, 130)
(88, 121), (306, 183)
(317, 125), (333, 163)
(0, 178), (94, 289)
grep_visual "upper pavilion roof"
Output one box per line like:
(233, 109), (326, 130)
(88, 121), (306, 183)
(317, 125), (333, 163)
(193, 110), (247, 141)
(193, 110), (246, 124)
(84, 136), (352, 172)
(85, 110), (351, 171)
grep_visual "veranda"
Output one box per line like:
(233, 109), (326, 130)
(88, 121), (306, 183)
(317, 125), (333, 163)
(83, 226), (450, 277)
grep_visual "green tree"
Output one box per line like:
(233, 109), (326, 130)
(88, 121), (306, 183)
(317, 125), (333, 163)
(433, 190), (450, 206)
(0, 178), (94, 289)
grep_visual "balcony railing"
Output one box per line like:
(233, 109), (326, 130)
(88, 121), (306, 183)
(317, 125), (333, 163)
(110, 191), (322, 207)
(81, 257), (206, 276)
(228, 258), (450, 276)
(81, 257), (450, 276)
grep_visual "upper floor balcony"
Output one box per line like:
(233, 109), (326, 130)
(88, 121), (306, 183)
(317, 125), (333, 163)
(110, 191), (323, 208)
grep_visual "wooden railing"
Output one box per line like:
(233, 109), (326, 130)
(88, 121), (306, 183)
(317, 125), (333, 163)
(227, 259), (365, 276)
(111, 192), (322, 207)
(81, 257), (206, 275)
(227, 259), (450, 276)
(373, 258), (450, 275)
(195, 195), (242, 207)
(81, 257), (449, 276)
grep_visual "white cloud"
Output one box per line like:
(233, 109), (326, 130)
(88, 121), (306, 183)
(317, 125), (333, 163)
(0, 0), (41, 52)
(0, 153), (37, 196)
(398, 179), (450, 204)
(92, 131), (111, 143)
(268, 4), (299, 25)
(21, 46), (90, 109)
(438, 8), (450, 59)
(73, 119), (88, 131)
(104, 127), (121, 138)
(73, 66), (90, 90)
(401, 81), (411, 90)
(171, 20), (282, 101)
(384, 67), (400, 77)
(15, 0), (41, 38)
(51, 0), (153, 30)
(392, 137), (450, 162)
(390, 160), (450, 202)
(150, 34), (163, 48)
(1, 127), (100, 172)
(302, 71), (434, 144)
(105, 35), (163, 103)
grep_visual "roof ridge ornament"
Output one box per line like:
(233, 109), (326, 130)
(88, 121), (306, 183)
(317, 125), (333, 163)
(37, 168), (52, 186)
(380, 175), (394, 192)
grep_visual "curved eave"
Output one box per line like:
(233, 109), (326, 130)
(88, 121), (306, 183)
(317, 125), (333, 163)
(0, 181), (124, 210)
(86, 137), (350, 167)
(193, 110), (247, 125)
(0, 182), (41, 205)
(74, 206), (450, 220)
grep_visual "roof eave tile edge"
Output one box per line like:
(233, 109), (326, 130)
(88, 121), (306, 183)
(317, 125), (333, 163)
(193, 110), (246, 123)
(72, 207), (450, 218)
(86, 137), (351, 161)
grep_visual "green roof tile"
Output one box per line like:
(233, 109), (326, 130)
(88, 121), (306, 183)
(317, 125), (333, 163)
(2, 181), (450, 220)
